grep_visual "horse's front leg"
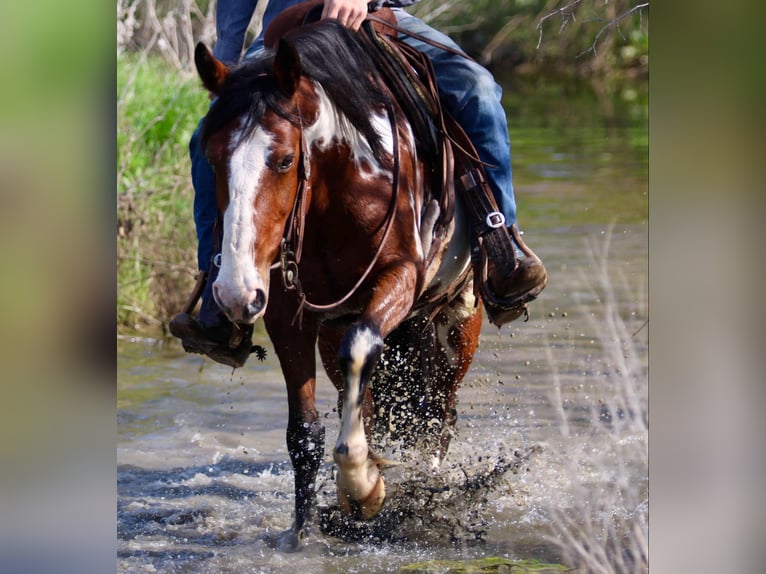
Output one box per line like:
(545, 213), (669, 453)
(264, 303), (324, 550)
(334, 264), (418, 520)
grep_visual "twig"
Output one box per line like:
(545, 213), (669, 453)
(631, 318), (648, 337)
(536, 0), (649, 55)
(536, 0), (585, 50)
(577, 2), (649, 57)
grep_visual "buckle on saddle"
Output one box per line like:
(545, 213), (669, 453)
(485, 212), (506, 229)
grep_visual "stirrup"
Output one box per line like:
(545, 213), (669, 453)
(473, 224), (547, 326)
(169, 271), (268, 366)
(180, 271), (207, 315)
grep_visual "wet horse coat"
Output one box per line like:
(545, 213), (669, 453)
(194, 21), (482, 547)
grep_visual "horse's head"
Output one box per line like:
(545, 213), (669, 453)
(195, 23), (395, 325)
(194, 40), (318, 324)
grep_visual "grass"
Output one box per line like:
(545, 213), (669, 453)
(117, 54), (210, 331)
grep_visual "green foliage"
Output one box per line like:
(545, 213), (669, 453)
(118, 55), (207, 194)
(117, 54), (209, 331)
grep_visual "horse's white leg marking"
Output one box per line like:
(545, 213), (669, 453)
(334, 324), (386, 518)
(213, 125), (274, 322)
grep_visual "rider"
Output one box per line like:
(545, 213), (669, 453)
(170, 0), (547, 367)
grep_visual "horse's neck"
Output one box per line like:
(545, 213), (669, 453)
(306, 95), (470, 304)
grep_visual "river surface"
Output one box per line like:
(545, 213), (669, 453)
(118, 81), (647, 573)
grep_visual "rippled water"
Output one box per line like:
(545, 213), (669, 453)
(118, 84), (647, 573)
(118, 222), (647, 573)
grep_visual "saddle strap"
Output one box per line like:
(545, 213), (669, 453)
(443, 112), (520, 301)
(364, 13), (477, 63)
(180, 271), (206, 316)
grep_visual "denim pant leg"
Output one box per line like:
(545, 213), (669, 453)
(190, 119), (217, 272)
(242, 0), (308, 60)
(213, 0), (260, 65)
(393, 11), (517, 225)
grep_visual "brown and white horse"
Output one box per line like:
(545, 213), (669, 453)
(194, 21), (482, 548)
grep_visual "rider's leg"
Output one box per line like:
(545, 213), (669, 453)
(189, 120), (233, 336)
(392, 10), (547, 324)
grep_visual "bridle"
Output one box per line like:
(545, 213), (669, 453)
(270, 95), (402, 326)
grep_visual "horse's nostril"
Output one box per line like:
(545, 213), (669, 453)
(243, 289), (266, 320)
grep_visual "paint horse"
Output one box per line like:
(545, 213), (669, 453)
(194, 20), (482, 548)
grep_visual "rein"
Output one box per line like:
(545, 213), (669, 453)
(272, 100), (402, 326)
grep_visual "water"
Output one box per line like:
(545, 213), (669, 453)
(118, 82), (647, 572)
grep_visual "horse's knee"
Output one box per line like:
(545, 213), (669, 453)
(286, 419), (325, 493)
(338, 322), (384, 385)
(287, 419), (325, 460)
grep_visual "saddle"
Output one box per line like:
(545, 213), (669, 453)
(265, 1), (532, 319)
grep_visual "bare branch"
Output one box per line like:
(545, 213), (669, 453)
(536, 0), (585, 50)
(577, 2), (649, 58)
(536, 0), (649, 54)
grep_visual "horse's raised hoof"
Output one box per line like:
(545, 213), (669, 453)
(262, 527), (302, 553)
(336, 469), (386, 521)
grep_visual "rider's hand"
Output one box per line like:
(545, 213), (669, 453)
(321, 0), (368, 31)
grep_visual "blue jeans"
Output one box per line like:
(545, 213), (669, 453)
(393, 11), (517, 227)
(191, 8), (517, 271)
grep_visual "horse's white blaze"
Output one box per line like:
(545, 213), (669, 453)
(214, 124), (273, 319)
(306, 84), (393, 181)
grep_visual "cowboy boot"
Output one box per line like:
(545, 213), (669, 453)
(169, 256), (266, 368)
(459, 170), (547, 326)
(482, 224), (547, 325)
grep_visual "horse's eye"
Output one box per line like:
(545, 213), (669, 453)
(277, 154), (295, 173)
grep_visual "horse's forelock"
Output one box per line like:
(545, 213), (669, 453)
(200, 54), (292, 149)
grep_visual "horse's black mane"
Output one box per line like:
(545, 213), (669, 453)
(201, 21), (393, 163)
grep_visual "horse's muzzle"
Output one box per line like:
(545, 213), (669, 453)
(213, 283), (267, 324)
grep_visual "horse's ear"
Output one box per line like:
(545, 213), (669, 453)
(273, 38), (301, 97)
(194, 42), (228, 96)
